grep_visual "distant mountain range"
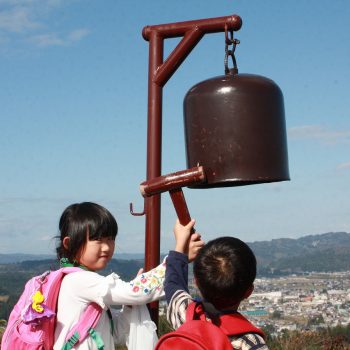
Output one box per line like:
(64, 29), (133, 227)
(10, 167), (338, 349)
(0, 253), (55, 264)
(1, 232), (350, 274)
(248, 231), (350, 275)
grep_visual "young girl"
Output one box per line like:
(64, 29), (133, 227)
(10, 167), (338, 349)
(53, 202), (204, 350)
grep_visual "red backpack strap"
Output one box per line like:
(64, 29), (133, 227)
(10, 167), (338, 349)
(157, 305), (233, 350)
(185, 301), (207, 321)
(186, 302), (265, 339)
(218, 312), (265, 339)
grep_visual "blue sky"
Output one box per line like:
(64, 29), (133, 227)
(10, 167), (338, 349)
(0, 0), (349, 255)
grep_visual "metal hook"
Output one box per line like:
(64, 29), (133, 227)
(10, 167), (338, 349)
(129, 201), (146, 216)
(225, 25), (234, 45)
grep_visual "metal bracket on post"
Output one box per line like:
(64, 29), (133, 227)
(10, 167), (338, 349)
(142, 14), (242, 323)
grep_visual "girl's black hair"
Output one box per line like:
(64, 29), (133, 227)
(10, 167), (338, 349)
(56, 202), (118, 262)
(193, 236), (256, 309)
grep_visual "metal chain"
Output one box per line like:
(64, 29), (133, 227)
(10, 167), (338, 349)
(224, 26), (240, 74)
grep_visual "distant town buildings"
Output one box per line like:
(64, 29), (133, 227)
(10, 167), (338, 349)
(242, 271), (350, 334)
(160, 271), (350, 335)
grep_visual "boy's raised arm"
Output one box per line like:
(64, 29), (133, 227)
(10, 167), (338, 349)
(164, 220), (204, 304)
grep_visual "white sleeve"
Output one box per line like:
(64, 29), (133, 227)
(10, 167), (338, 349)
(104, 258), (166, 305)
(63, 259), (166, 308)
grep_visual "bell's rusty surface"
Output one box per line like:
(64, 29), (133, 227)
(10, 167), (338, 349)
(184, 70), (289, 188)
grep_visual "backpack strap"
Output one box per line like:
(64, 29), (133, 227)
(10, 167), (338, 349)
(186, 302), (265, 339)
(62, 302), (103, 350)
(106, 308), (114, 336)
(218, 313), (265, 339)
(185, 301), (207, 321)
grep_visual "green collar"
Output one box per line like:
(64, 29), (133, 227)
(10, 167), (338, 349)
(60, 258), (89, 271)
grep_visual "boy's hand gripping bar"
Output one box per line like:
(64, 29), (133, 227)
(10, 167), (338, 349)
(140, 166), (206, 227)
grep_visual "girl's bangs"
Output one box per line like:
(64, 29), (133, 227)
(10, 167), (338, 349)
(88, 219), (117, 240)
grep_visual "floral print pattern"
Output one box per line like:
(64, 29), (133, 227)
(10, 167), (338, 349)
(130, 260), (166, 295)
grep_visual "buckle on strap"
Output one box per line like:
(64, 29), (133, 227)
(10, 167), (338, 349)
(89, 327), (105, 350)
(61, 332), (80, 350)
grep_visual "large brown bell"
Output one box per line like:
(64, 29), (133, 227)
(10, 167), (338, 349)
(184, 70), (289, 188)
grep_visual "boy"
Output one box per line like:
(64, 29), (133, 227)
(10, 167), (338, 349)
(165, 219), (268, 350)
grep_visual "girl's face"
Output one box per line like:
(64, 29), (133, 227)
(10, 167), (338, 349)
(77, 235), (115, 271)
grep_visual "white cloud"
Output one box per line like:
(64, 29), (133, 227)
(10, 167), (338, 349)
(67, 28), (89, 42)
(288, 125), (350, 144)
(0, 0), (37, 5)
(337, 162), (350, 171)
(0, 6), (41, 32)
(29, 28), (89, 46)
(38, 235), (52, 241)
(0, 0), (64, 8)
(0, 197), (67, 254)
(29, 32), (64, 46)
(0, 0), (89, 48)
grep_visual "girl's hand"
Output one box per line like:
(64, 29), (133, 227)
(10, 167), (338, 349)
(188, 233), (205, 262)
(136, 268), (144, 277)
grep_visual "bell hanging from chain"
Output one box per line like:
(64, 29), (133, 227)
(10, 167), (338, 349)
(183, 30), (289, 188)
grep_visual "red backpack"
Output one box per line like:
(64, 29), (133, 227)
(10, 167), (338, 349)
(155, 302), (265, 350)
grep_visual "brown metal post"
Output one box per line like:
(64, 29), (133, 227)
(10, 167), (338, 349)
(145, 31), (163, 322)
(143, 14), (242, 322)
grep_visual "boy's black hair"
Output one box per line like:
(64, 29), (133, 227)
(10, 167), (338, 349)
(193, 236), (256, 309)
(56, 202), (118, 262)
